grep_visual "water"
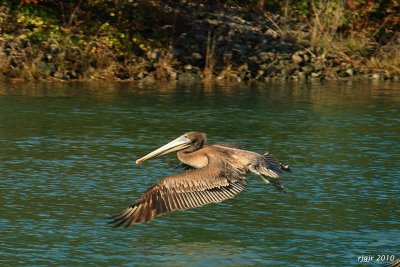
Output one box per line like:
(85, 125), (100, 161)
(0, 80), (399, 266)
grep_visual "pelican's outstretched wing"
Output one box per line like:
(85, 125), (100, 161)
(215, 143), (242, 149)
(110, 164), (246, 227)
(384, 259), (400, 267)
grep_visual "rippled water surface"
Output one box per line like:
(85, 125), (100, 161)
(1, 81), (399, 266)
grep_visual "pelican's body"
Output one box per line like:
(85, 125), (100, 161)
(110, 132), (290, 227)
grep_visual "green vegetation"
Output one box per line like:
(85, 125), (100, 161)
(0, 0), (399, 81)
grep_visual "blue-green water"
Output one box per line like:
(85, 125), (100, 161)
(0, 81), (399, 266)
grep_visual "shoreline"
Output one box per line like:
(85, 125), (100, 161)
(1, 1), (399, 82)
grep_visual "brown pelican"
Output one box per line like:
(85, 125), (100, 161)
(110, 131), (290, 227)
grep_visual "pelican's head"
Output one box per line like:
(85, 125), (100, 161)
(136, 131), (206, 164)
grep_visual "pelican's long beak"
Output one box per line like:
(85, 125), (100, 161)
(136, 135), (192, 164)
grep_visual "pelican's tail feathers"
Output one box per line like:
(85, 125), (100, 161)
(262, 152), (291, 173)
(247, 152), (288, 193)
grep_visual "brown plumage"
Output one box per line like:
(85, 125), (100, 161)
(110, 131), (290, 227)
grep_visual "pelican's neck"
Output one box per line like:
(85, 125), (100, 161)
(177, 147), (208, 169)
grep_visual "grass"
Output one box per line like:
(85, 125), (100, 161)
(155, 48), (178, 80)
(310, 1), (345, 49)
(365, 45), (400, 74)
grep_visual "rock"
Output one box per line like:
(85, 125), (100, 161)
(371, 73), (381, 80)
(264, 66), (277, 76)
(279, 59), (290, 67)
(297, 39), (311, 47)
(302, 65), (314, 74)
(280, 69), (288, 77)
(287, 63), (300, 75)
(314, 62), (324, 71)
(311, 71), (322, 78)
(227, 29), (235, 37)
(137, 72), (145, 79)
(53, 70), (63, 79)
(206, 19), (219, 26)
(88, 66), (96, 75)
(266, 28), (279, 38)
(297, 71), (306, 79)
(292, 53), (303, 63)
(184, 64), (192, 71)
(258, 52), (271, 62)
(345, 68), (354, 76)
(191, 52), (203, 61)
(147, 50), (158, 60)
(237, 64), (248, 72)
(327, 73), (337, 79)
(248, 55), (260, 64)
(303, 54), (310, 62)
(256, 70), (264, 79)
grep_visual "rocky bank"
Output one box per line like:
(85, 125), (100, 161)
(1, 1), (399, 82)
(160, 2), (399, 82)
